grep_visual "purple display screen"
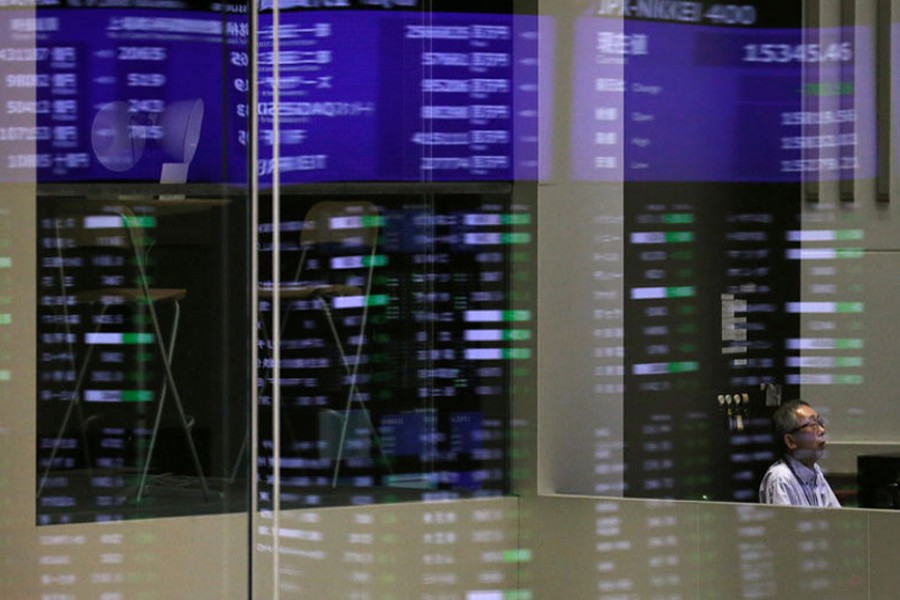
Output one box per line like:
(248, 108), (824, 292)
(15, 9), (546, 184)
(23, 9), (241, 184)
(255, 11), (545, 184)
(571, 18), (874, 182)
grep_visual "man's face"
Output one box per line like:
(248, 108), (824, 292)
(785, 404), (827, 466)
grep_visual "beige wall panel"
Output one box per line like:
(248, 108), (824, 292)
(869, 509), (900, 598)
(526, 495), (700, 599)
(1, 183), (36, 529)
(807, 198), (898, 254)
(0, 525), (40, 599)
(255, 497), (522, 599)
(537, 184), (625, 498)
(698, 502), (868, 599)
(0, 513), (248, 599)
(526, 494), (880, 599)
(799, 251), (900, 476)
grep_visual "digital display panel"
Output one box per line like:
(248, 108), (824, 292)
(540, 2), (872, 504)
(34, 195), (249, 524)
(254, 9), (545, 183)
(35, 191), (533, 522)
(255, 194), (533, 506)
(15, 8), (245, 184)
(6, 5), (548, 185)
(622, 183), (801, 501)
(571, 17), (874, 182)
(562, 2), (873, 503)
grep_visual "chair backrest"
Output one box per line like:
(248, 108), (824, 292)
(299, 200), (380, 250)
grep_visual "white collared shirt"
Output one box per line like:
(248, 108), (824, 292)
(759, 454), (841, 507)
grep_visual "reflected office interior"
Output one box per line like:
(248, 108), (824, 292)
(33, 0), (536, 524)
(30, 0), (896, 525)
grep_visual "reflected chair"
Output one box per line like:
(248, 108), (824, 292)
(249, 200), (391, 487)
(37, 205), (209, 502)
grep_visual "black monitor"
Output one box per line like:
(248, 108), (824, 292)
(857, 453), (900, 509)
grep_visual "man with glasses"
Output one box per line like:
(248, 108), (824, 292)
(758, 399), (840, 507)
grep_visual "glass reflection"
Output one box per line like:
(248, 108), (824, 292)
(255, 193), (531, 508)
(29, 0), (539, 523)
(544, 1), (881, 508)
(254, 3), (538, 183)
(32, 0), (251, 524)
(23, 0), (893, 529)
(252, 0), (533, 512)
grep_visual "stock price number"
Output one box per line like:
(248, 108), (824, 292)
(704, 4), (756, 25)
(743, 42), (853, 64)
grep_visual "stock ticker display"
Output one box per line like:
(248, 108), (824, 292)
(568, 4), (868, 500)
(9, 2), (882, 598)
(25, 0), (871, 521)
(255, 194), (532, 507)
(573, 7), (872, 182)
(254, 7), (544, 183)
(621, 184), (802, 502)
(30, 1), (534, 522)
(34, 196), (249, 524)
(34, 191), (533, 522)
(4, 3), (543, 185)
(6, 6), (244, 185)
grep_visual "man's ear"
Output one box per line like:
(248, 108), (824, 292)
(784, 433), (797, 451)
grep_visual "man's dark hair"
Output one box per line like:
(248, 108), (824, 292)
(772, 399), (809, 450)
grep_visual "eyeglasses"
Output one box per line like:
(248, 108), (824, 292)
(787, 416), (826, 434)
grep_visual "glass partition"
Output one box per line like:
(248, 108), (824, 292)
(22, 0), (900, 596)
(32, 1), (252, 524)
(251, 0), (535, 512)
(255, 190), (531, 509)
(27, 0), (533, 537)
(541, 0), (896, 508)
(9, 0), (900, 598)
(249, 2), (536, 593)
